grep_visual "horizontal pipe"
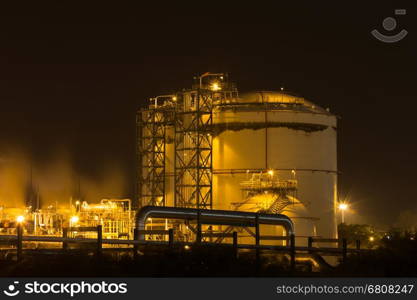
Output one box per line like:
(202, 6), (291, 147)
(135, 206), (294, 241)
(0, 235), (140, 245)
(311, 238), (340, 243)
(164, 168), (339, 176)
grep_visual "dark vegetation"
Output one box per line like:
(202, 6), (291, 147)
(332, 226), (417, 276)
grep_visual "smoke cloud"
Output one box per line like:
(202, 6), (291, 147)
(0, 144), (128, 209)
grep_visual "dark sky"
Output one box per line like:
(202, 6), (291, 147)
(0, 2), (415, 225)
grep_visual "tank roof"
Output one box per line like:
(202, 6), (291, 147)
(234, 91), (330, 114)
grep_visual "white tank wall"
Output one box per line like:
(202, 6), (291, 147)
(212, 109), (338, 241)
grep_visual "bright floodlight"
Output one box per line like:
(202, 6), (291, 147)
(70, 215), (79, 224)
(210, 82), (221, 91)
(338, 203), (348, 211)
(267, 169), (274, 176)
(16, 215), (25, 223)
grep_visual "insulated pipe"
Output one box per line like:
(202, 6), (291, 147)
(135, 206), (294, 240)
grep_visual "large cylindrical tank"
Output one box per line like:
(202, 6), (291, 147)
(211, 91), (338, 241)
(146, 89), (338, 243)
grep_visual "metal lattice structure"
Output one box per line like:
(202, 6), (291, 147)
(174, 89), (214, 209)
(137, 73), (237, 211)
(137, 106), (169, 207)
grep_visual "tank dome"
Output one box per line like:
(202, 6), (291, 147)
(237, 91), (330, 114)
(240, 91), (304, 103)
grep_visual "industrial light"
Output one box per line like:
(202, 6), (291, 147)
(338, 203), (348, 211)
(369, 236), (375, 242)
(184, 245), (191, 250)
(338, 202), (349, 223)
(70, 215), (79, 224)
(267, 169), (274, 176)
(172, 96), (177, 101)
(210, 82), (221, 91)
(75, 201), (80, 205)
(16, 215), (25, 223)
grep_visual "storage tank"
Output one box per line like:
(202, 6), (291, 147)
(211, 91), (338, 242)
(137, 75), (338, 243)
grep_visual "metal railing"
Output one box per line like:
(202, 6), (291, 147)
(0, 224), (366, 269)
(240, 179), (297, 190)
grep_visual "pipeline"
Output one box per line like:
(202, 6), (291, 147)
(135, 206), (294, 240)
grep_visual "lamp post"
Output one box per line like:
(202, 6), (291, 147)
(338, 203), (348, 223)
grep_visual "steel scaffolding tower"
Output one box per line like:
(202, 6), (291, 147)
(174, 89), (214, 209)
(137, 73), (237, 210)
(137, 107), (168, 207)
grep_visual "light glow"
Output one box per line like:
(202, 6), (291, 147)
(70, 215), (79, 224)
(338, 203), (348, 211)
(210, 82), (221, 91)
(16, 215), (25, 223)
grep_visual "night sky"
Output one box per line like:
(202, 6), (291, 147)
(0, 2), (415, 226)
